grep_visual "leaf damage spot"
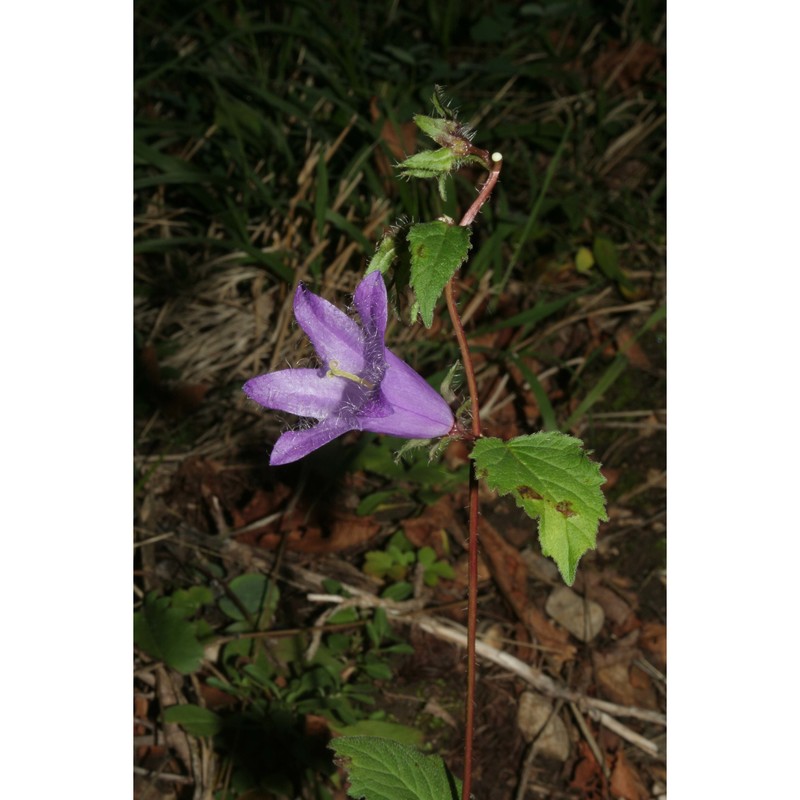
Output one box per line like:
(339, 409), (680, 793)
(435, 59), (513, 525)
(555, 501), (576, 518)
(516, 486), (543, 501)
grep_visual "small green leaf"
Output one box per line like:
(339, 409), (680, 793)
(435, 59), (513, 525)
(407, 221), (472, 327)
(134, 594), (205, 674)
(331, 736), (462, 800)
(170, 585), (214, 617)
(575, 246), (595, 273)
(397, 148), (457, 179)
(381, 582), (413, 601)
(363, 550), (394, 578)
(218, 574), (278, 624)
(471, 433), (608, 584)
(417, 547), (436, 567)
(163, 704), (222, 737)
(593, 235), (632, 288)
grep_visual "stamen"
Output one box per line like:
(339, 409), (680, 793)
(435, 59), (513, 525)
(326, 360), (374, 389)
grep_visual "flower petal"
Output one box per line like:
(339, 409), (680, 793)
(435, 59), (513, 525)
(359, 350), (454, 438)
(270, 416), (354, 466)
(243, 369), (348, 418)
(352, 271), (389, 385)
(293, 284), (364, 374)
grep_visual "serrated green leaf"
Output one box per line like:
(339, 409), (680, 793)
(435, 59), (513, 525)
(471, 433), (608, 584)
(331, 736), (461, 800)
(330, 720), (423, 746)
(397, 148), (457, 179)
(407, 222), (472, 327)
(163, 704), (222, 737)
(134, 594), (205, 674)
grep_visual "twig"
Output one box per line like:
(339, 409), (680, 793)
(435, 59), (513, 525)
(298, 575), (665, 738)
(134, 766), (194, 785)
(569, 702), (610, 780)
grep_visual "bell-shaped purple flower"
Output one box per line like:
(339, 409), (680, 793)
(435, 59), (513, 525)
(244, 271), (455, 465)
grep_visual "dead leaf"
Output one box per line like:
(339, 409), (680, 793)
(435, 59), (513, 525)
(569, 740), (608, 800)
(403, 496), (460, 558)
(138, 345), (209, 419)
(616, 326), (652, 370)
(639, 621), (667, 670)
(609, 747), (649, 800)
(479, 518), (576, 665)
(369, 96), (417, 182)
(592, 638), (659, 710)
(254, 514), (380, 554)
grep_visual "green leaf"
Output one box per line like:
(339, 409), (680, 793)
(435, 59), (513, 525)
(331, 736), (462, 800)
(381, 582), (413, 601)
(134, 593), (205, 674)
(330, 720), (424, 746)
(218, 574), (278, 628)
(471, 433), (608, 584)
(170, 585), (214, 617)
(593, 235), (632, 288)
(397, 148), (457, 179)
(575, 246), (595, 273)
(407, 221), (472, 327)
(162, 704), (222, 737)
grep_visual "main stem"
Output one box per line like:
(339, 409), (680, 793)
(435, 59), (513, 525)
(446, 154), (502, 800)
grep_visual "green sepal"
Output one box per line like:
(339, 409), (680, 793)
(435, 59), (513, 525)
(365, 231), (397, 277)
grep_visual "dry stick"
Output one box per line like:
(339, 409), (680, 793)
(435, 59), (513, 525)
(445, 152), (503, 800)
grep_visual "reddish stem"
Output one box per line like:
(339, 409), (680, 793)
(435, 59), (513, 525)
(445, 153), (502, 800)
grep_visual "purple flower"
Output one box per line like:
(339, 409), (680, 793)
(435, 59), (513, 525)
(244, 272), (455, 465)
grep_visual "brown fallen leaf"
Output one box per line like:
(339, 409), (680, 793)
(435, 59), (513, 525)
(402, 495), (460, 558)
(616, 326), (653, 370)
(639, 621), (667, 671)
(592, 635), (658, 710)
(479, 518), (576, 665)
(138, 345), (209, 419)
(369, 96), (417, 184)
(609, 747), (649, 800)
(254, 514), (380, 554)
(569, 740), (607, 800)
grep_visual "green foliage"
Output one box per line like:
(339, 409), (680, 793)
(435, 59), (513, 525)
(218, 574), (280, 631)
(331, 737), (462, 800)
(471, 433), (608, 584)
(593, 235), (633, 290)
(363, 531), (455, 589)
(163, 704), (223, 737)
(407, 222), (472, 327)
(134, 591), (207, 674)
